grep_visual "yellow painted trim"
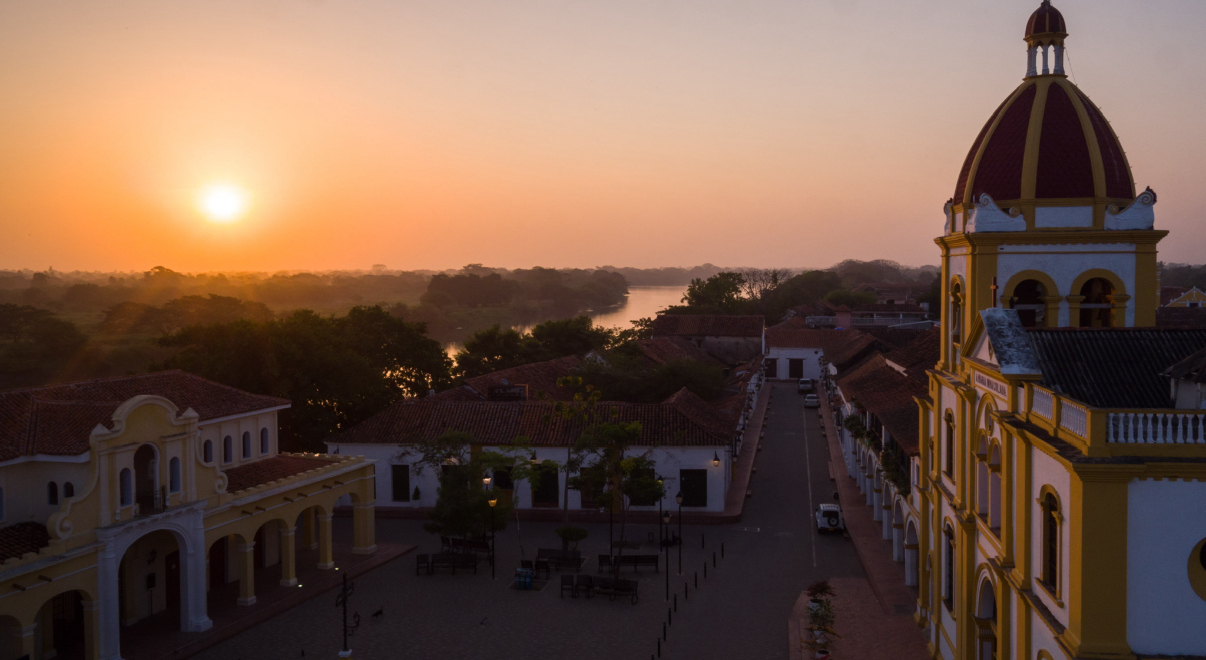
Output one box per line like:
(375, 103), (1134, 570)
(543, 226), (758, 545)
(1019, 77), (1050, 207)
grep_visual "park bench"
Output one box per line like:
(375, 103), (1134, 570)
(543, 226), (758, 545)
(593, 576), (638, 604)
(614, 554), (659, 572)
(430, 552), (477, 575)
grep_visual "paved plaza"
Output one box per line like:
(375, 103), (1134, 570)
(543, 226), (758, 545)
(194, 383), (866, 660)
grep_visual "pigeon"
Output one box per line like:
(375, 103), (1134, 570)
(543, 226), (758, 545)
(372, 607), (384, 618)
(480, 617), (489, 626)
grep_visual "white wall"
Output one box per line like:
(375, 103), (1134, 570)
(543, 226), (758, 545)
(996, 245), (1138, 327)
(0, 461), (90, 527)
(766, 347), (824, 381)
(1127, 478), (1206, 655)
(198, 411), (279, 469)
(1028, 446), (1071, 629)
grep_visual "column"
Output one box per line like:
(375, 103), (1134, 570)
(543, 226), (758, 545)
(184, 519), (213, 632)
(18, 624), (37, 660)
(279, 525), (298, 587)
(881, 500), (892, 540)
(1108, 294), (1131, 327)
(892, 523), (904, 561)
(97, 542), (122, 660)
(904, 543), (919, 586)
(352, 502), (377, 555)
(1040, 296), (1063, 328)
(1053, 44), (1065, 75)
(301, 509), (317, 550)
(39, 600), (55, 659)
(1065, 295), (1085, 327)
(236, 542), (257, 606)
(317, 514), (334, 569)
(82, 600), (100, 660)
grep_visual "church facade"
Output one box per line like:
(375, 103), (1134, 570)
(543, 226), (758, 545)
(915, 3), (1206, 659)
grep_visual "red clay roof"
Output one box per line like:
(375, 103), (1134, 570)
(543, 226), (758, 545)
(765, 326), (862, 350)
(0, 522), (50, 562)
(326, 397), (732, 448)
(883, 327), (941, 385)
(224, 455), (341, 492)
(0, 371), (289, 462)
(651, 315), (764, 338)
(837, 354), (927, 454)
(633, 337), (725, 366)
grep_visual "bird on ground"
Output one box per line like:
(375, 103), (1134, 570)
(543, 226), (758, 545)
(372, 607), (384, 618)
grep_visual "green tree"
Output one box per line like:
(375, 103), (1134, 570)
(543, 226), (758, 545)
(681, 272), (746, 310)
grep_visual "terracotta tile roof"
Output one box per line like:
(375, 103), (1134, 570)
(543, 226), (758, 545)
(0, 371), (290, 462)
(852, 303), (928, 314)
(661, 388), (736, 436)
(632, 337), (725, 366)
(825, 333), (881, 372)
(651, 315), (764, 338)
(223, 455), (341, 492)
(856, 327), (930, 351)
(1163, 347), (1206, 384)
(0, 522), (50, 562)
(1027, 328), (1206, 408)
(326, 397), (732, 449)
(765, 326), (862, 350)
(429, 356), (581, 402)
(883, 327), (941, 385)
(836, 354), (927, 454)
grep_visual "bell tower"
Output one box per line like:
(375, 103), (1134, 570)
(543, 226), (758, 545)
(936, 0), (1166, 369)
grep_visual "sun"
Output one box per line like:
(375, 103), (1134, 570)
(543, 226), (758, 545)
(198, 184), (249, 223)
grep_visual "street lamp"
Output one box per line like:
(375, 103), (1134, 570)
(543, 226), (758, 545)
(487, 496), (498, 580)
(712, 451), (721, 467)
(675, 490), (683, 575)
(662, 510), (671, 601)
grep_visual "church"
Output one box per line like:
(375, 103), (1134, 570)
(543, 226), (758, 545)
(913, 2), (1206, 659)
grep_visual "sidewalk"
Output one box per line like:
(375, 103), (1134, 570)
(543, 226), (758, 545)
(789, 403), (928, 660)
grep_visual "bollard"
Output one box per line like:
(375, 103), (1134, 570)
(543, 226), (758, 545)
(663, 622), (667, 641)
(713, 551), (717, 568)
(686, 581), (690, 599)
(668, 607), (672, 626)
(658, 639), (661, 658)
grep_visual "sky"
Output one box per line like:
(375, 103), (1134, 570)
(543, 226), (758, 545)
(1, 0), (1204, 273)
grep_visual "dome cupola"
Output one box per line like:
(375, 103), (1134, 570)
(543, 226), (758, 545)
(1025, 0), (1068, 77)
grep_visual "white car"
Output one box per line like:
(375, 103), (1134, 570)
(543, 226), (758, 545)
(803, 393), (820, 408)
(798, 378), (814, 393)
(816, 503), (844, 532)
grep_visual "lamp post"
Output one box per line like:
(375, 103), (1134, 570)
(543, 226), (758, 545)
(675, 490), (683, 575)
(662, 510), (671, 601)
(488, 495), (497, 580)
(656, 475), (664, 548)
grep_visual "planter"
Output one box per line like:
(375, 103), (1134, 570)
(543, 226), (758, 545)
(815, 650), (831, 659)
(809, 598), (823, 611)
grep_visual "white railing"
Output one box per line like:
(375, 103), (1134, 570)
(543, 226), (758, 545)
(1032, 389), (1054, 421)
(1060, 401), (1088, 437)
(1108, 412), (1206, 444)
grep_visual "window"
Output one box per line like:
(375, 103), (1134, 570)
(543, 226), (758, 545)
(1078, 277), (1116, 328)
(944, 412), (956, 477)
(63, 482), (74, 499)
(223, 436), (233, 464)
(492, 467), (514, 490)
(679, 469), (708, 507)
(260, 428), (269, 455)
(242, 432), (251, 459)
(204, 440), (213, 463)
(48, 482), (58, 506)
(120, 468), (133, 507)
(391, 465), (411, 502)
(943, 525), (955, 610)
(950, 282), (963, 343)
(169, 457), (181, 493)
(1042, 492), (1060, 590)
(1010, 279), (1048, 328)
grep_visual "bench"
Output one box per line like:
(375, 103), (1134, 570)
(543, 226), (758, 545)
(614, 554), (659, 572)
(430, 552), (477, 575)
(593, 576), (638, 604)
(537, 548), (582, 572)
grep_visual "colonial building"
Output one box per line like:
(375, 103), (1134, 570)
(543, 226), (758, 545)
(0, 371), (376, 660)
(649, 315), (765, 364)
(911, 3), (1206, 659)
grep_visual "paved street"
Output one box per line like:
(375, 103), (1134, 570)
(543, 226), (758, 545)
(194, 382), (866, 660)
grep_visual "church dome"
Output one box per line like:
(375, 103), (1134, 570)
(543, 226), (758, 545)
(952, 77), (1134, 210)
(951, 2), (1135, 214)
(1025, 1), (1066, 40)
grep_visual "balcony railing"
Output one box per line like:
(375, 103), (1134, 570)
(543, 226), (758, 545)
(1107, 412), (1206, 444)
(1032, 389), (1054, 421)
(1059, 400), (1088, 437)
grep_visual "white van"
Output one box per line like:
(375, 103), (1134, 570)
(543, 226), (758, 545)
(798, 378), (813, 394)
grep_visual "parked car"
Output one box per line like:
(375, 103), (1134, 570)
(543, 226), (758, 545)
(803, 393), (820, 408)
(816, 503), (844, 532)
(797, 378), (814, 393)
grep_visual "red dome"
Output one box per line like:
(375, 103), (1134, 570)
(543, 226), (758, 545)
(1025, 1), (1067, 39)
(953, 77), (1134, 209)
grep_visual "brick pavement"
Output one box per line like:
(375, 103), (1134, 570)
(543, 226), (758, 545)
(788, 402), (929, 660)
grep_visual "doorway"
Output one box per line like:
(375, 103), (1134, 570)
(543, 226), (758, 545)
(165, 551), (181, 612)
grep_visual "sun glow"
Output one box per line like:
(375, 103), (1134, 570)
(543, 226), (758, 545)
(198, 184), (249, 223)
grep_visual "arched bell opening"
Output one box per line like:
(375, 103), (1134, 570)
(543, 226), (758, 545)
(1010, 279), (1048, 327)
(1079, 278), (1116, 328)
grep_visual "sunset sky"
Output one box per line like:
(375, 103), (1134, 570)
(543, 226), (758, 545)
(1, 0), (1203, 273)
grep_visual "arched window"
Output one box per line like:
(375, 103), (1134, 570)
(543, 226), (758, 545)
(223, 436), (233, 464)
(1042, 492), (1060, 590)
(119, 468), (133, 507)
(976, 438), (990, 518)
(1010, 279), (1047, 328)
(1078, 278), (1115, 328)
(950, 282), (964, 343)
(63, 482), (74, 499)
(944, 412), (956, 477)
(204, 440), (213, 463)
(988, 447), (1002, 532)
(260, 428), (269, 455)
(48, 481), (59, 506)
(943, 524), (955, 610)
(169, 457), (181, 493)
(242, 432), (251, 459)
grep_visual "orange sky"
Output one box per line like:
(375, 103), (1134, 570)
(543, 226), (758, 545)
(1, 0), (1204, 272)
